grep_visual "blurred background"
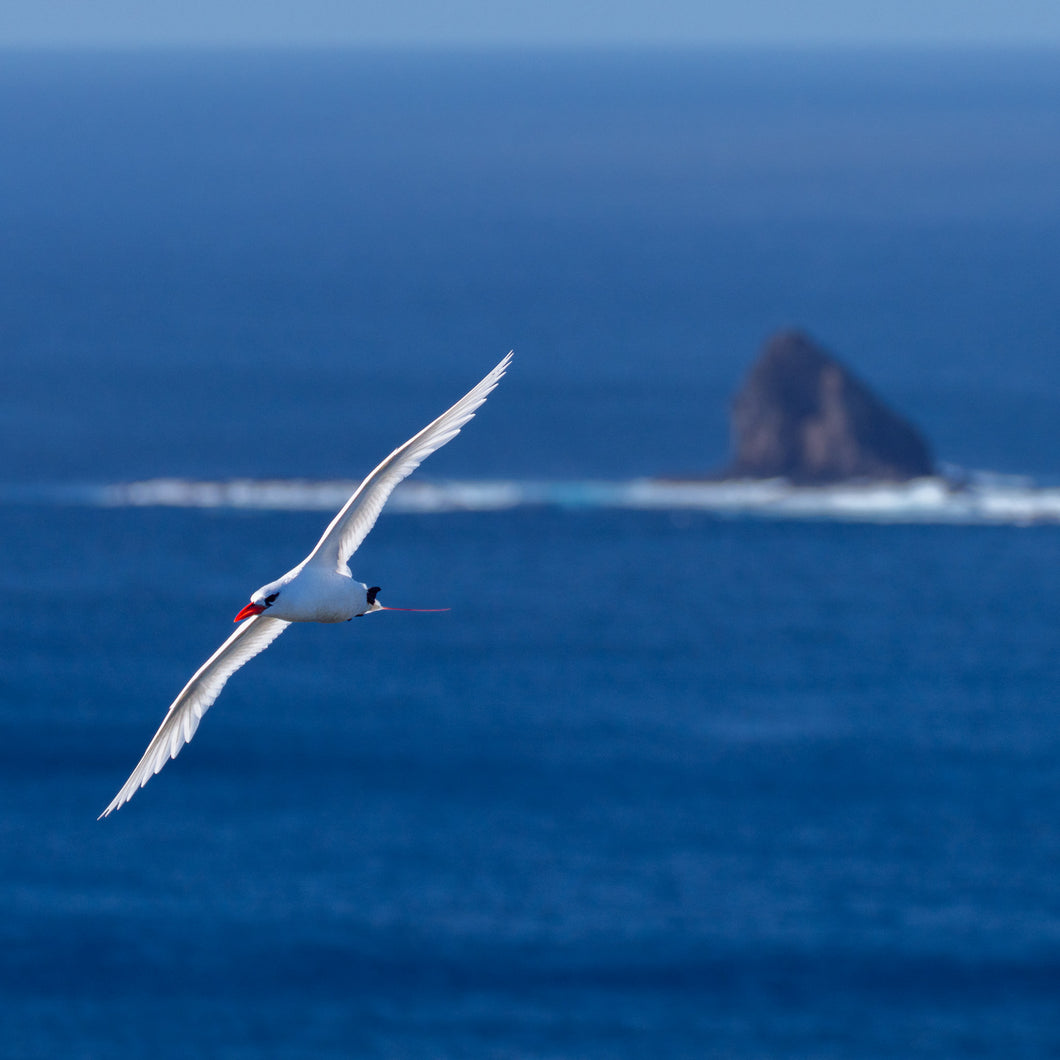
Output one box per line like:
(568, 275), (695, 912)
(2, 3), (1060, 1057)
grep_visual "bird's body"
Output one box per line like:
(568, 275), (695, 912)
(99, 352), (512, 818)
(244, 563), (369, 624)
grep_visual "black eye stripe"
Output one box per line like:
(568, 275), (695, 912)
(264, 593), (279, 605)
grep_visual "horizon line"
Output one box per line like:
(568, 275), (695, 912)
(3, 41), (1060, 55)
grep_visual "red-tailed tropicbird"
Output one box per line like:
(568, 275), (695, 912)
(99, 353), (511, 818)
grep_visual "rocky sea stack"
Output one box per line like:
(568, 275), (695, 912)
(726, 331), (934, 483)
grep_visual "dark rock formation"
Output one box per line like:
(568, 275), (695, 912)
(725, 330), (934, 483)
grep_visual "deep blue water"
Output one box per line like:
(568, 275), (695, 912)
(3, 49), (1060, 1057)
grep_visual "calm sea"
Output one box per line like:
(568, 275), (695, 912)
(2, 48), (1060, 1057)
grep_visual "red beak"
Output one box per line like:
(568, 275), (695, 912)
(234, 601), (266, 622)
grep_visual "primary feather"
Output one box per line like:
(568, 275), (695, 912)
(305, 351), (512, 571)
(99, 615), (289, 818)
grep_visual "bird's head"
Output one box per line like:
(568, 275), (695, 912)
(234, 583), (282, 622)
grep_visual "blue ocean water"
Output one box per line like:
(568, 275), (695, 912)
(2, 49), (1060, 1057)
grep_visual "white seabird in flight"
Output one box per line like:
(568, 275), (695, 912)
(99, 352), (512, 818)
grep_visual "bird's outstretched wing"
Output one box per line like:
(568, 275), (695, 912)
(99, 614), (290, 818)
(303, 352), (512, 572)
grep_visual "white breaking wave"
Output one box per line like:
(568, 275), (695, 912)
(31, 473), (1060, 525)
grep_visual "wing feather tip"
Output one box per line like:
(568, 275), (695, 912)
(98, 793), (124, 820)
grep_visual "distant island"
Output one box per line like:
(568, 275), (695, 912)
(720, 330), (934, 484)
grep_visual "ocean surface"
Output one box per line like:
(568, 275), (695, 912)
(2, 48), (1060, 1057)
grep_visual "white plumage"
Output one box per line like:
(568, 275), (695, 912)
(99, 352), (512, 818)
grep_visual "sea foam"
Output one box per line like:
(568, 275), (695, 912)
(22, 473), (1052, 525)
